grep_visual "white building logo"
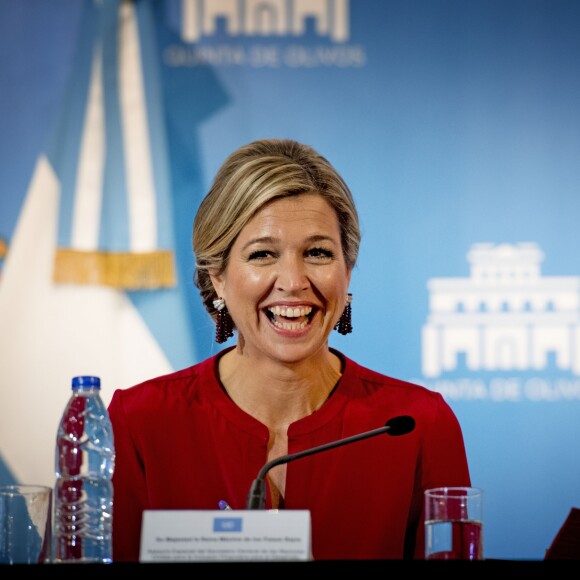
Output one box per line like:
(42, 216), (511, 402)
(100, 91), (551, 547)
(422, 242), (580, 378)
(180, 0), (350, 43)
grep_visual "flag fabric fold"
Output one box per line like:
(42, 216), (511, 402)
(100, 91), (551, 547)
(52, 0), (175, 289)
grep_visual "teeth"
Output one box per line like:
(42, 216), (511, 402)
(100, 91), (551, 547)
(273, 319), (308, 330)
(268, 305), (313, 318)
(267, 305), (313, 331)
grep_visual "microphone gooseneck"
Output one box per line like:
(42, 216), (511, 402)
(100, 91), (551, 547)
(245, 415), (415, 509)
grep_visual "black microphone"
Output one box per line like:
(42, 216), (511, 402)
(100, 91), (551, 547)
(245, 415), (415, 509)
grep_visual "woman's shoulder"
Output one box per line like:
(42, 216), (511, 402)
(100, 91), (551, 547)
(336, 348), (433, 391)
(108, 352), (220, 409)
(335, 348), (450, 420)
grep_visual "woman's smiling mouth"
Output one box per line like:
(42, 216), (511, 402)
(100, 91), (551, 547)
(266, 305), (314, 330)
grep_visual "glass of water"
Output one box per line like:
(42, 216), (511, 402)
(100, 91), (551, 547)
(424, 486), (483, 560)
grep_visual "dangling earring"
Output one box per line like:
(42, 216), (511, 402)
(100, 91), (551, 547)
(213, 298), (234, 344)
(334, 293), (353, 335)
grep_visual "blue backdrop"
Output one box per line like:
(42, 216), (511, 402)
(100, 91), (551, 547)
(1, 0), (579, 560)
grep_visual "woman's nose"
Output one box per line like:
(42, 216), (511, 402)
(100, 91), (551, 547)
(275, 256), (309, 292)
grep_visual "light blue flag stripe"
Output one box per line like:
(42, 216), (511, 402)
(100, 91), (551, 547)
(50, 0), (101, 250)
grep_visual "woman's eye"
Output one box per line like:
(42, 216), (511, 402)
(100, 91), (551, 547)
(307, 247), (334, 259)
(248, 249), (273, 260)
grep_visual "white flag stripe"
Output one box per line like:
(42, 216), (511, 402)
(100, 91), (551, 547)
(182, 0), (199, 42)
(120, 0), (157, 252)
(71, 46), (106, 250)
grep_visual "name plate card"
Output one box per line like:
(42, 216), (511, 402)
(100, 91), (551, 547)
(140, 509), (312, 562)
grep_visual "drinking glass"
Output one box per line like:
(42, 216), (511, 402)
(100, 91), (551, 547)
(0, 484), (52, 564)
(424, 486), (483, 560)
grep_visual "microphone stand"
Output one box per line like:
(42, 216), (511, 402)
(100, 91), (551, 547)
(246, 421), (411, 509)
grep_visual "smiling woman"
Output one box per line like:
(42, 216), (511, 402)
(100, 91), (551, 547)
(107, 138), (472, 563)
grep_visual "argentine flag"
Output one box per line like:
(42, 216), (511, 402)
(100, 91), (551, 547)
(0, 0), (194, 487)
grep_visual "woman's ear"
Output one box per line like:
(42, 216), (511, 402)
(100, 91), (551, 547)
(209, 271), (225, 300)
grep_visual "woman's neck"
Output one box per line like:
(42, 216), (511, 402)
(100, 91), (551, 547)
(217, 346), (342, 430)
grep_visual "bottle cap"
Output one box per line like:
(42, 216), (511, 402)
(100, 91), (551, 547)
(72, 376), (101, 389)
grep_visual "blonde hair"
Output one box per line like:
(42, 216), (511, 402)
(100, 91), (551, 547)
(193, 138), (361, 320)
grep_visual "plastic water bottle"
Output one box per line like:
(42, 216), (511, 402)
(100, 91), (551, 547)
(54, 376), (115, 563)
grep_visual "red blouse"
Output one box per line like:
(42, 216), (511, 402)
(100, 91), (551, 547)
(108, 347), (471, 562)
